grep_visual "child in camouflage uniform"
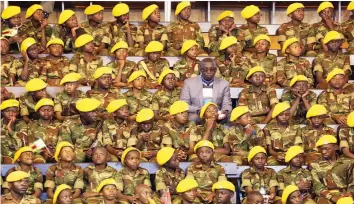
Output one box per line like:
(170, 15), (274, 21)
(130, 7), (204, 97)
(281, 185), (304, 204)
(1, 37), (16, 86)
(276, 146), (316, 204)
(3, 147), (43, 198)
(108, 41), (137, 87)
(54, 73), (86, 122)
(155, 147), (185, 201)
(81, 5), (111, 56)
(96, 179), (119, 204)
(1, 6), (23, 53)
(44, 141), (84, 204)
(69, 34), (103, 86)
(175, 178), (198, 204)
(277, 37), (314, 88)
(134, 184), (161, 204)
(212, 180), (235, 204)
(186, 140), (227, 203)
(53, 184), (73, 204)
(264, 102), (303, 165)
(338, 111), (354, 160)
(0, 87), (16, 103)
(83, 147), (119, 204)
(225, 106), (266, 164)
(342, 2), (354, 54)
(280, 75), (317, 124)
(238, 66), (278, 123)
(241, 146), (281, 204)
(137, 41), (170, 88)
(117, 147), (152, 203)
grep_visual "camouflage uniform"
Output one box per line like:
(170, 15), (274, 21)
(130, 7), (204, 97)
(0, 118), (27, 159)
(208, 25), (245, 55)
(238, 84), (279, 123)
(137, 58), (170, 84)
(3, 166), (43, 195)
(313, 52), (351, 80)
(60, 119), (103, 162)
(40, 56), (70, 86)
(53, 90), (87, 118)
(166, 19), (205, 56)
(18, 20), (52, 45)
(18, 92), (52, 120)
(341, 15), (354, 54)
(81, 21), (111, 56)
(86, 88), (124, 112)
(173, 57), (200, 81)
(116, 166), (152, 196)
(317, 87), (354, 124)
(227, 54), (253, 84)
(224, 124), (266, 164)
(238, 24), (269, 57)
(124, 88), (153, 115)
(276, 57), (314, 88)
(136, 23), (168, 48)
(106, 60), (137, 82)
(310, 21), (342, 53)
(241, 167), (279, 194)
(249, 53), (277, 86)
(1, 193), (41, 204)
(338, 127), (354, 159)
(281, 89), (317, 124)
(264, 121), (303, 165)
(155, 167), (185, 200)
(69, 52), (103, 83)
(51, 25), (86, 53)
(214, 54), (234, 80)
(12, 57), (46, 86)
(152, 87), (181, 121)
(1, 55), (16, 86)
(108, 22), (139, 56)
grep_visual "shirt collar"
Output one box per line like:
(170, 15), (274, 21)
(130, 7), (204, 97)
(201, 76), (214, 87)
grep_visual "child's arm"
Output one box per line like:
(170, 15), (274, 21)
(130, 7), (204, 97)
(126, 22), (135, 47)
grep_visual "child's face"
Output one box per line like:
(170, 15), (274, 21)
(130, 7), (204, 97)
(219, 17), (234, 30)
(286, 42), (302, 57)
(329, 74), (345, 89)
(248, 12), (261, 24)
(92, 147), (108, 165)
(64, 82), (79, 95)
(27, 44), (39, 59)
(226, 44), (237, 55)
(197, 147), (214, 164)
(247, 194), (264, 204)
(326, 40), (342, 53)
(288, 190), (303, 204)
(101, 185), (118, 201)
(132, 76), (146, 90)
(19, 151), (34, 165)
(237, 113), (252, 126)
(33, 89), (47, 100)
(125, 150), (140, 170)
(138, 119), (153, 132)
(319, 144), (336, 160)
(186, 45), (198, 59)
(204, 105), (218, 120)
(291, 81), (308, 96)
(58, 189), (73, 204)
(38, 105), (54, 120)
(2, 107), (19, 121)
(90, 11), (104, 23)
(276, 109), (290, 125)
(97, 74), (112, 89)
(118, 13), (129, 24)
(59, 147), (75, 162)
(8, 14), (22, 27)
(289, 154), (304, 168)
(80, 110), (98, 124)
(82, 42), (94, 53)
(10, 178), (30, 194)
(251, 153), (266, 169)
(149, 9), (161, 23)
(1, 87), (12, 103)
(179, 6), (192, 20)
(249, 72), (265, 86)
(310, 115), (325, 128)
(114, 49), (128, 60)
(320, 8), (333, 20)
(255, 40), (269, 53)
(114, 105), (129, 120)
(215, 189), (233, 204)
(290, 8), (304, 21)
(1, 39), (9, 55)
(64, 15), (78, 28)
(162, 73), (176, 90)
(136, 186), (152, 204)
(174, 111), (188, 125)
(32, 9), (44, 21)
(181, 188), (197, 202)
(147, 51), (161, 62)
(165, 152), (180, 169)
(48, 44), (63, 57)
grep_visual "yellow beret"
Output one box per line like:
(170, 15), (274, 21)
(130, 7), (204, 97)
(248, 146), (267, 162)
(96, 178), (118, 192)
(289, 75), (308, 87)
(348, 1), (354, 11)
(200, 102), (218, 118)
(326, 68), (345, 82)
(25, 78), (47, 92)
(128, 70), (147, 83)
(230, 106), (249, 122)
(282, 185), (300, 204)
(46, 38), (64, 48)
(121, 147), (140, 165)
(158, 69), (176, 85)
(1, 99), (19, 111)
(106, 99), (128, 113)
(58, 10), (75, 24)
(110, 41), (128, 53)
(253, 34), (271, 46)
(176, 178), (198, 193)
(169, 100), (189, 116)
(175, 1), (191, 15)
(285, 146), (304, 163)
(76, 98), (100, 112)
(54, 141), (74, 162)
(317, 1), (334, 13)
(1, 6), (21, 20)
(306, 104), (327, 118)
(219, 36), (237, 50)
(212, 180), (235, 193)
(316, 135), (337, 147)
(112, 3), (129, 17)
(246, 66), (265, 80)
(323, 31), (344, 44)
(6, 171), (29, 182)
(53, 184), (71, 204)
(26, 4), (43, 19)
(145, 41), (164, 53)
(35, 98), (54, 112)
(347, 111), (354, 127)
(217, 11), (234, 21)
(93, 67), (113, 79)
(272, 101), (290, 118)
(282, 37), (299, 54)
(84, 5), (104, 15)
(157, 147), (175, 165)
(21, 37), (37, 52)
(181, 40), (198, 54)
(337, 197), (354, 204)
(75, 34), (94, 48)
(142, 4), (158, 20)
(60, 73), (82, 85)
(241, 5), (260, 19)
(194, 140), (214, 153)
(13, 146), (33, 164)
(136, 108), (154, 123)
(286, 3), (305, 15)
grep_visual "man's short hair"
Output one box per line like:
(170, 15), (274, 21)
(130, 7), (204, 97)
(200, 58), (216, 70)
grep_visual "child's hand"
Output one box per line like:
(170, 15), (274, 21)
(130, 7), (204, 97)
(7, 116), (16, 134)
(127, 195), (137, 203)
(276, 153), (285, 162)
(204, 193), (215, 203)
(268, 193), (275, 204)
(40, 19), (48, 30)
(142, 133), (150, 141)
(335, 115), (347, 125)
(301, 90), (310, 98)
(21, 50), (30, 62)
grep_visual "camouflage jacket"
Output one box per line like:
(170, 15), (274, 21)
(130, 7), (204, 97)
(1, 193), (41, 204)
(241, 167), (278, 193)
(132, 124), (170, 151)
(277, 57), (314, 87)
(249, 53), (277, 83)
(136, 23), (168, 47)
(151, 87), (181, 117)
(124, 88), (153, 115)
(208, 24), (245, 53)
(341, 15), (354, 53)
(301, 125), (335, 152)
(18, 20), (52, 44)
(101, 119), (136, 149)
(117, 167), (151, 195)
(40, 56), (70, 86)
(276, 21), (316, 46)
(137, 58), (170, 82)
(155, 167), (185, 193)
(69, 52), (103, 82)
(225, 124), (266, 152)
(339, 127), (354, 155)
(86, 87), (124, 111)
(51, 25), (86, 53)
(195, 124), (227, 148)
(317, 88), (354, 119)
(44, 163), (84, 190)
(0, 118), (27, 157)
(310, 21), (342, 51)
(27, 119), (62, 150)
(227, 54), (252, 81)
(19, 92), (52, 119)
(81, 21), (111, 46)
(313, 52), (351, 78)
(238, 24), (269, 50)
(106, 60), (137, 82)
(53, 90), (86, 116)
(1, 55), (16, 86)
(162, 121), (199, 151)
(276, 166), (312, 191)
(109, 21), (138, 47)
(173, 57), (200, 81)
(83, 165), (119, 192)
(13, 57), (46, 86)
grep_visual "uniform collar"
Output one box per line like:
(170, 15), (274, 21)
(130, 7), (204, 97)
(195, 160), (217, 169)
(248, 84), (267, 93)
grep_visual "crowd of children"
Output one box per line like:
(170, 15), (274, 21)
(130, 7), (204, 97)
(1, 1), (354, 204)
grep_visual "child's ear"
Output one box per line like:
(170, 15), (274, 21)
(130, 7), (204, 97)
(285, 48), (290, 55)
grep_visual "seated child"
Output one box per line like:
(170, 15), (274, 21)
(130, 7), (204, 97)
(212, 180), (235, 204)
(53, 184), (73, 204)
(1, 37), (16, 86)
(1, 6), (23, 53)
(281, 185), (304, 204)
(245, 191), (264, 204)
(175, 178), (198, 204)
(96, 178), (119, 204)
(338, 111), (354, 160)
(1, 87), (15, 103)
(134, 184), (161, 204)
